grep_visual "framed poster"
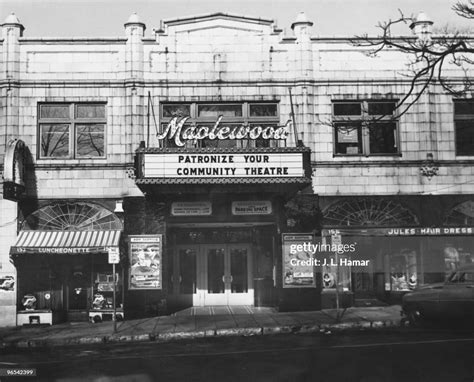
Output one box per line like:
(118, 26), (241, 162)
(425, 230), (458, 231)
(282, 233), (316, 288)
(128, 235), (162, 290)
(337, 126), (358, 143)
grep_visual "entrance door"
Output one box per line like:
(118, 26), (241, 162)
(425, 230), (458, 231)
(174, 246), (198, 307)
(174, 244), (253, 306)
(203, 244), (253, 306)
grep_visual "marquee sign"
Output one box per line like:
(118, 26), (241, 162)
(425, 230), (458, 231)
(143, 152), (304, 178)
(157, 116), (290, 147)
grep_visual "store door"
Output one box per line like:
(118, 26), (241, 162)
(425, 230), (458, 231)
(174, 245), (253, 306)
(67, 269), (90, 321)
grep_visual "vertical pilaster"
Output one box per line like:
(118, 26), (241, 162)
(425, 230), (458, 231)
(124, 13), (146, 157)
(291, 13), (314, 146)
(0, 13), (24, 327)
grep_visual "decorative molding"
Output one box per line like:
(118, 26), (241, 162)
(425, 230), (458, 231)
(22, 202), (123, 231)
(323, 198), (419, 227)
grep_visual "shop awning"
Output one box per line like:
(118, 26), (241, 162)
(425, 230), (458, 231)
(10, 230), (121, 255)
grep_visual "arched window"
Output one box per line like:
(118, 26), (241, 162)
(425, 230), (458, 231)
(22, 202), (123, 231)
(444, 200), (474, 226)
(323, 198), (418, 227)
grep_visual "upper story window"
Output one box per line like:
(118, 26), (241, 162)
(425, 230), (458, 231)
(160, 102), (280, 148)
(454, 100), (474, 156)
(332, 100), (398, 156)
(38, 103), (106, 159)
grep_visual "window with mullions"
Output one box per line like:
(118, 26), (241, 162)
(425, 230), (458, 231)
(333, 101), (398, 156)
(454, 99), (474, 156)
(159, 102), (280, 148)
(39, 103), (106, 159)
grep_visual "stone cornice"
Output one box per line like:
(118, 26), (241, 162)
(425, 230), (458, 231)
(313, 160), (474, 167)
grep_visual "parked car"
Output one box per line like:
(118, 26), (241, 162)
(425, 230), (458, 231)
(0, 276), (15, 291)
(402, 264), (474, 325)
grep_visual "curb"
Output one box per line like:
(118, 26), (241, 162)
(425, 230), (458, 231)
(0, 319), (401, 349)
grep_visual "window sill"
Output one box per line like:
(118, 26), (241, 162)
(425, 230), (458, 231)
(455, 155), (474, 159)
(36, 158), (108, 165)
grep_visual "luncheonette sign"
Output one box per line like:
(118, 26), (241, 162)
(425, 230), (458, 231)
(157, 117), (290, 147)
(143, 153), (304, 178)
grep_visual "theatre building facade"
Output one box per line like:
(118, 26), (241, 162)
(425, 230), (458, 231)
(1, 10), (474, 326)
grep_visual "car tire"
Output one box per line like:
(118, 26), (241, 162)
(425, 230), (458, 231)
(406, 306), (423, 327)
(93, 315), (102, 323)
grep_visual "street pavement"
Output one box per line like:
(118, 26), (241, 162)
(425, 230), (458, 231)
(2, 328), (474, 381)
(0, 305), (402, 349)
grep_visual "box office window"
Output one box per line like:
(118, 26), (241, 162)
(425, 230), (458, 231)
(160, 102), (280, 148)
(333, 100), (398, 156)
(454, 100), (474, 156)
(39, 103), (106, 159)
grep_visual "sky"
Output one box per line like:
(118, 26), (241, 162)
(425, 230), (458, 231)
(0, 0), (472, 38)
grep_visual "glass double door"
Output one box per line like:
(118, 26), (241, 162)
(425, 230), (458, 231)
(174, 244), (253, 306)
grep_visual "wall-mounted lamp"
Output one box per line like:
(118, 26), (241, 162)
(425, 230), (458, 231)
(114, 200), (124, 214)
(420, 153), (439, 180)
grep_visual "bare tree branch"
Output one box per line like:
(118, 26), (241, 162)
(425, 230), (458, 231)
(453, 0), (474, 19)
(351, 3), (473, 116)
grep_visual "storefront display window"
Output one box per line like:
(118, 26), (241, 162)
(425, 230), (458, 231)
(91, 271), (122, 310)
(442, 243), (474, 279)
(385, 250), (417, 291)
(322, 254), (352, 292)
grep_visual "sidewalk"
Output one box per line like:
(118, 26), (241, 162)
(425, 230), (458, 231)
(0, 305), (402, 349)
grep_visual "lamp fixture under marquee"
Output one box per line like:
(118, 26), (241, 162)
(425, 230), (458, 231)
(114, 200), (124, 214)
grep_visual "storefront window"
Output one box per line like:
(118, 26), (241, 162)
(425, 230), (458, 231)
(91, 270), (122, 310)
(385, 250), (417, 291)
(443, 243), (474, 279)
(322, 254), (352, 291)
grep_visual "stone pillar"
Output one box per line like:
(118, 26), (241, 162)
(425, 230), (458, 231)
(124, 13), (146, 155)
(0, 13), (24, 327)
(1, 13), (23, 153)
(291, 13), (314, 147)
(124, 12), (145, 80)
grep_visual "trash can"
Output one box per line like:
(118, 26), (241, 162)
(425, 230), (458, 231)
(254, 277), (274, 307)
